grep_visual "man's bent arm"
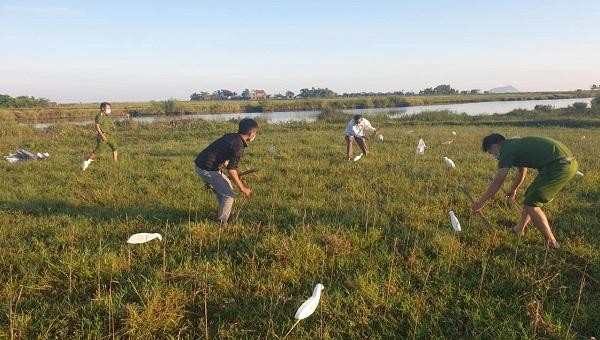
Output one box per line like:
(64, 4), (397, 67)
(95, 124), (107, 140)
(227, 169), (246, 190)
(478, 168), (510, 204)
(508, 167), (527, 193)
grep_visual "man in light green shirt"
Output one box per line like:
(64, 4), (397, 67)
(82, 102), (118, 170)
(473, 134), (578, 249)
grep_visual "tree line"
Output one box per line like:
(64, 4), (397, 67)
(189, 84), (485, 101)
(0, 94), (54, 108)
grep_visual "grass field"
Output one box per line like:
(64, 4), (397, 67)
(1, 90), (598, 122)
(0, 112), (599, 338)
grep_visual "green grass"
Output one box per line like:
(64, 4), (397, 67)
(1, 90), (598, 122)
(0, 115), (599, 338)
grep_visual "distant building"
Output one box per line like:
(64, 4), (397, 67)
(250, 90), (267, 100)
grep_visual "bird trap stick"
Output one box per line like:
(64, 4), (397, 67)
(237, 168), (260, 178)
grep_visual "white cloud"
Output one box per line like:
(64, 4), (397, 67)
(1, 4), (83, 16)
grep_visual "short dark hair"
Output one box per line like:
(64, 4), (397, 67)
(100, 102), (111, 111)
(353, 114), (362, 122)
(238, 118), (258, 134)
(482, 133), (506, 151)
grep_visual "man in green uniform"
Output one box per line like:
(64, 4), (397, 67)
(82, 102), (118, 170)
(472, 134), (578, 249)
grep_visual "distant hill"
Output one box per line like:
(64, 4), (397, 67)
(489, 85), (520, 93)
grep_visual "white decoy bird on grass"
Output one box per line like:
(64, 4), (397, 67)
(576, 171), (584, 178)
(127, 233), (163, 244)
(378, 134), (384, 142)
(452, 131), (456, 136)
(449, 211), (461, 232)
(416, 138), (426, 155)
(443, 157), (456, 169)
(353, 153), (363, 162)
(283, 283), (325, 338)
(441, 140), (453, 145)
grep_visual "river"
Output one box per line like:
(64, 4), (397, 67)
(31, 97), (594, 129)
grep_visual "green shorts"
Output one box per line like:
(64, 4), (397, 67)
(94, 137), (118, 152)
(523, 159), (578, 207)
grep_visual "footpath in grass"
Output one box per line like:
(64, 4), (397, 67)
(0, 117), (598, 338)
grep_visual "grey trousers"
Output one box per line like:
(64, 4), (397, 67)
(195, 166), (236, 224)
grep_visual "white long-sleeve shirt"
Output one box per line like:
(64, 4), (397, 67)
(345, 118), (376, 137)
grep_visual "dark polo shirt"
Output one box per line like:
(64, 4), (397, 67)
(195, 133), (247, 171)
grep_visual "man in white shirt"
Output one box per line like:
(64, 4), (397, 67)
(345, 114), (378, 160)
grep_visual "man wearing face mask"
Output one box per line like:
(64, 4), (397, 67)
(473, 134), (578, 249)
(194, 118), (258, 224)
(82, 102), (118, 171)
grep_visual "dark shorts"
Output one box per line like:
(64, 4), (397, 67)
(524, 159), (578, 207)
(94, 137), (118, 152)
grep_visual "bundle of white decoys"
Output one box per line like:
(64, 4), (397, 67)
(443, 157), (456, 169)
(283, 283), (325, 338)
(127, 233), (163, 244)
(449, 211), (461, 232)
(353, 153), (363, 162)
(378, 134), (384, 142)
(4, 149), (50, 163)
(416, 138), (426, 155)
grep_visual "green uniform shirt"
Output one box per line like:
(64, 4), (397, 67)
(498, 136), (573, 170)
(95, 113), (115, 135)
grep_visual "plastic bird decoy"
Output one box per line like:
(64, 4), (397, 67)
(416, 138), (426, 155)
(449, 211), (461, 232)
(378, 134), (384, 141)
(443, 157), (456, 169)
(353, 153), (363, 162)
(127, 233), (163, 244)
(283, 283), (325, 338)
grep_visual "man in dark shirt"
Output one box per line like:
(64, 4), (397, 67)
(195, 118), (258, 224)
(473, 134), (578, 249)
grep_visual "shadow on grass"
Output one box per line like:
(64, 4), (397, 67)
(0, 198), (212, 223)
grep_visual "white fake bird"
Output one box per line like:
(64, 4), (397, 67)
(416, 138), (426, 155)
(452, 131), (457, 136)
(443, 157), (456, 169)
(576, 171), (584, 178)
(449, 211), (461, 232)
(378, 134), (384, 142)
(353, 153), (363, 162)
(284, 283), (325, 338)
(127, 233), (163, 244)
(441, 140), (453, 145)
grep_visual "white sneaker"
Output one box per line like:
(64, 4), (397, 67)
(82, 159), (93, 171)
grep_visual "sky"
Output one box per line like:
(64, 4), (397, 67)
(0, 0), (599, 103)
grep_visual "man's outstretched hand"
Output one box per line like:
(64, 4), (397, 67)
(472, 200), (486, 213)
(505, 190), (516, 201)
(241, 186), (252, 197)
